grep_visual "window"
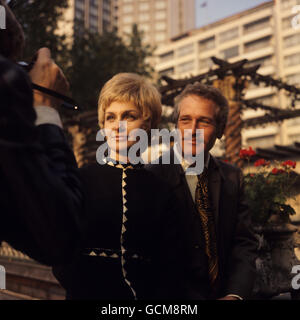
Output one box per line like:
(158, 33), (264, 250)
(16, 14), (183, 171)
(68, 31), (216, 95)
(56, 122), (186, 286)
(199, 36), (215, 51)
(286, 72), (300, 85)
(243, 17), (270, 34)
(177, 60), (194, 73)
(139, 2), (150, 11)
(75, 0), (85, 11)
(282, 0), (300, 9)
(155, 1), (166, 10)
(246, 135), (275, 149)
(123, 25), (132, 34)
(221, 46), (239, 59)
(159, 51), (174, 63)
(284, 33), (300, 48)
(219, 27), (239, 43)
(244, 36), (271, 53)
(282, 16), (294, 30)
(255, 94), (276, 106)
(199, 57), (214, 70)
(90, 15), (98, 28)
(177, 43), (194, 57)
(246, 56), (272, 68)
(139, 13), (150, 21)
(140, 23), (150, 32)
(284, 52), (300, 67)
(75, 9), (84, 20)
(90, 0), (97, 6)
(155, 22), (166, 31)
(123, 4), (133, 13)
(123, 15), (133, 24)
(155, 32), (166, 42)
(156, 11), (166, 20)
(159, 67), (174, 76)
(289, 133), (300, 142)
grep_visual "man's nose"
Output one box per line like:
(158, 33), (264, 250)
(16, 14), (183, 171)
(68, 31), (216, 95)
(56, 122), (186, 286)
(191, 120), (197, 135)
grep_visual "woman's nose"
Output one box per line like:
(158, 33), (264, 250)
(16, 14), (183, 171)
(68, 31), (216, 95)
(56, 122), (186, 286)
(112, 120), (127, 133)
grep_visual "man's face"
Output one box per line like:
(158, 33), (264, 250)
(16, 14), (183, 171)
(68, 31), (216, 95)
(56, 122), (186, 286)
(177, 94), (218, 157)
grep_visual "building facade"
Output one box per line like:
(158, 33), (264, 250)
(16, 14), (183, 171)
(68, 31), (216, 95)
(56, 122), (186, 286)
(116, 0), (196, 46)
(57, 0), (114, 43)
(155, 0), (300, 155)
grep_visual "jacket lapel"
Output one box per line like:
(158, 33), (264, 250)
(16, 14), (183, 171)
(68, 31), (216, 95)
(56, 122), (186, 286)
(208, 157), (224, 236)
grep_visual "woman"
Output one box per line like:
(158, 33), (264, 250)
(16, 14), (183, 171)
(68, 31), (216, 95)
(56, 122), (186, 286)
(0, 55), (82, 265)
(53, 73), (187, 300)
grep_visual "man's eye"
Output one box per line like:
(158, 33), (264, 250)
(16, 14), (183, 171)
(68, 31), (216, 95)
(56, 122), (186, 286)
(106, 115), (114, 121)
(180, 118), (190, 122)
(199, 120), (212, 126)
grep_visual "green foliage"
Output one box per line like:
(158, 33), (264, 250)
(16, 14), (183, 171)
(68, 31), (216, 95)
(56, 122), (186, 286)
(10, 0), (155, 112)
(9, 0), (68, 62)
(67, 25), (154, 111)
(244, 164), (296, 225)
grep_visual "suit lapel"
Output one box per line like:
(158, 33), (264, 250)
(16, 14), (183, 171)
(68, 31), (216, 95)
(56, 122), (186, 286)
(208, 157), (223, 236)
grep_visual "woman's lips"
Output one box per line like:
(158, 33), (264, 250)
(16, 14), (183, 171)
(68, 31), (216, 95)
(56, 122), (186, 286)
(113, 136), (128, 141)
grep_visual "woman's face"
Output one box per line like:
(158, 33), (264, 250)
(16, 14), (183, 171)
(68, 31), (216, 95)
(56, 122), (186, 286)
(103, 101), (145, 156)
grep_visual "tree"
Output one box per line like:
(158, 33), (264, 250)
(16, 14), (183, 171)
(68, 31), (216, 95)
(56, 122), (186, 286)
(67, 25), (154, 111)
(8, 1), (155, 112)
(9, 0), (68, 63)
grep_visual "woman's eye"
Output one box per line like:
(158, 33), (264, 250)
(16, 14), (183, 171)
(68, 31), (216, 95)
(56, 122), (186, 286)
(126, 114), (136, 120)
(106, 115), (114, 121)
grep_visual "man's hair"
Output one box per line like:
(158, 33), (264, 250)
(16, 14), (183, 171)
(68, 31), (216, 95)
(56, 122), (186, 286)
(98, 73), (162, 130)
(173, 82), (229, 139)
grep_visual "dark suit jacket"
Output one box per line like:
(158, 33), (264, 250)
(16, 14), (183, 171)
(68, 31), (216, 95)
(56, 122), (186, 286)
(146, 149), (257, 299)
(0, 124), (83, 265)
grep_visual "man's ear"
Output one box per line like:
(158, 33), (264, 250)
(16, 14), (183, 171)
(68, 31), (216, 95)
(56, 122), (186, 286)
(216, 124), (225, 139)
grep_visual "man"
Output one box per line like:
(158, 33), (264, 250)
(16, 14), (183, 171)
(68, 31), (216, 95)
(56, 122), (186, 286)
(147, 83), (257, 300)
(0, 0), (82, 265)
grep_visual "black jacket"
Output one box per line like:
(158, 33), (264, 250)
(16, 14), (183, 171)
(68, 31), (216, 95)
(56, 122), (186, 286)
(146, 149), (258, 299)
(0, 124), (83, 265)
(53, 162), (189, 300)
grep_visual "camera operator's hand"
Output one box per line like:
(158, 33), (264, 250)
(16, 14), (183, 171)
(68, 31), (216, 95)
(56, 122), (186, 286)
(29, 48), (69, 109)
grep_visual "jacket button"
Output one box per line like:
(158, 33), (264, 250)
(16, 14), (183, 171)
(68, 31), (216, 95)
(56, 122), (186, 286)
(194, 245), (200, 249)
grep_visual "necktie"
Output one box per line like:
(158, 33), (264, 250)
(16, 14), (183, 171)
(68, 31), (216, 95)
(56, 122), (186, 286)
(195, 167), (219, 287)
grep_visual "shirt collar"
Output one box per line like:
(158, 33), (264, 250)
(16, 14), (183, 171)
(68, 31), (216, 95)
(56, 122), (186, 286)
(173, 143), (210, 172)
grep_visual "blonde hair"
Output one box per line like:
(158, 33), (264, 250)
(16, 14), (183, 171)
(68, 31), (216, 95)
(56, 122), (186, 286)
(98, 73), (162, 130)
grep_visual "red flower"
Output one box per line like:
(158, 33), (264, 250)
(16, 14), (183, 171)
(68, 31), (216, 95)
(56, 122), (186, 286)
(272, 168), (285, 175)
(239, 147), (256, 159)
(281, 160), (296, 169)
(254, 159), (270, 167)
